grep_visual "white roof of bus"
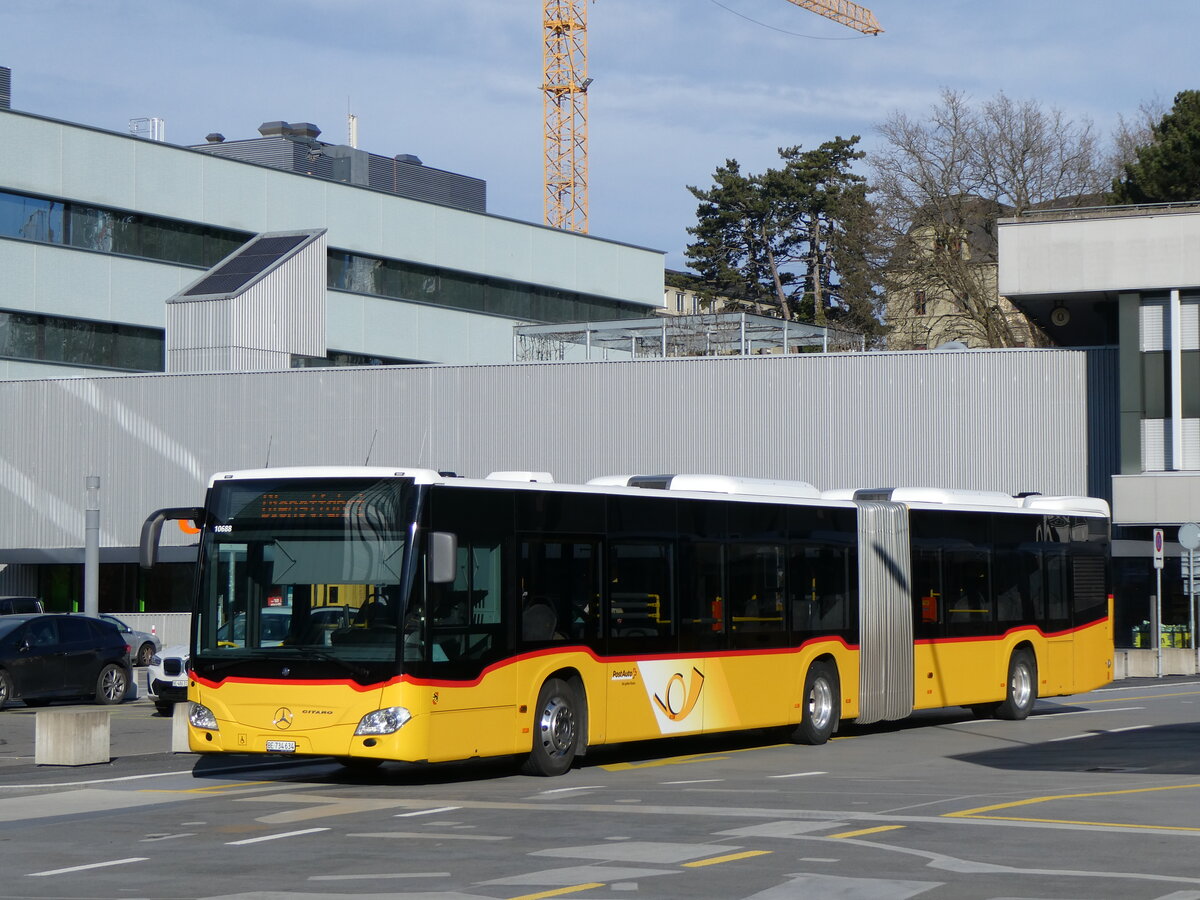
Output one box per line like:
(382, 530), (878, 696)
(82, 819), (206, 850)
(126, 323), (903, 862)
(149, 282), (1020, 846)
(206, 467), (1109, 517)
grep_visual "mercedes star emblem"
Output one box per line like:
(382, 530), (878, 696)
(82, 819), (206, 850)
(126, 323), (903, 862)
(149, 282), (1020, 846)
(273, 707), (294, 730)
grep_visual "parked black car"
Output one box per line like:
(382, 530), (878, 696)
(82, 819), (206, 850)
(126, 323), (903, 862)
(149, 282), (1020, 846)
(0, 614), (132, 709)
(0, 596), (44, 616)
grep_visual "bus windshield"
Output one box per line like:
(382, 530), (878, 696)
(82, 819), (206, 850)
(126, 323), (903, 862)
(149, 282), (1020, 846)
(194, 477), (418, 664)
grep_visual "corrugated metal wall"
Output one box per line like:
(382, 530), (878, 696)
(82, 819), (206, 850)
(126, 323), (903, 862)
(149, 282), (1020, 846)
(0, 348), (1115, 555)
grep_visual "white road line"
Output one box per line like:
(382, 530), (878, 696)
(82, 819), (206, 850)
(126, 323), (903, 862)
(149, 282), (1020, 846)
(0, 769), (195, 790)
(394, 806), (462, 817)
(1031, 706), (1144, 719)
(768, 771), (828, 779)
(28, 857), (149, 877)
(1093, 680), (1200, 692)
(310, 872), (452, 881)
(1049, 733), (1097, 742)
(140, 833), (196, 842)
(226, 827), (330, 845)
(663, 779), (724, 785)
(538, 786), (603, 794)
(1107, 724), (1153, 733)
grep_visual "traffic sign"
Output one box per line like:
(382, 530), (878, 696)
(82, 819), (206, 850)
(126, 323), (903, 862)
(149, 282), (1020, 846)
(1153, 528), (1164, 569)
(1181, 522), (1200, 552)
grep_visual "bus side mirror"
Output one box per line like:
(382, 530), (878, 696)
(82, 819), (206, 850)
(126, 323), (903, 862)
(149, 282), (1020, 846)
(428, 531), (458, 584)
(140, 507), (206, 569)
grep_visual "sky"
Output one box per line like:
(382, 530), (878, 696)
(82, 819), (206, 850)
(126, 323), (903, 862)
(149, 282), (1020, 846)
(1, 1), (1195, 269)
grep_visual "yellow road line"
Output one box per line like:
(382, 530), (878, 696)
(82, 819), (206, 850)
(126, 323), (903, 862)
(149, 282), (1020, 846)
(506, 884), (604, 900)
(828, 825), (905, 839)
(1086, 690), (1200, 704)
(601, 742), (789, 771)
(683, 849), (772, 868)
(141, 781), (272, 794)
(945, 782), (1200, 832)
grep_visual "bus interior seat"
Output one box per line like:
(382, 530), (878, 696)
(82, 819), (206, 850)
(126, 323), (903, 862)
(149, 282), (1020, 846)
(522, 601), (558, 641)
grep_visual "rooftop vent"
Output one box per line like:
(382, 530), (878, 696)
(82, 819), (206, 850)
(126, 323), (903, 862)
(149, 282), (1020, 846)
(284, 122), (321, 141)
(205, 132), (225, 143)
(258, 120), (288, 137)
(395, 153), (422, 165)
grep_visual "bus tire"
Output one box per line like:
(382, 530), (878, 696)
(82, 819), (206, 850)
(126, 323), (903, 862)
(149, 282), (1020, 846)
(791, 661), (839, 745)
(521, 677), (580, 776)
(996, 649), (1037, 720)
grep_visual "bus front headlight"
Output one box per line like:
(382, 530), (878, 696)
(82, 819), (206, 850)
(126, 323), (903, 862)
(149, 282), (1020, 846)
(189, 702), (218, 730)
(355, 706), (412, 735)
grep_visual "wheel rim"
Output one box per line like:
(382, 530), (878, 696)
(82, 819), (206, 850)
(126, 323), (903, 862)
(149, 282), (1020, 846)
(1011, 662), (1032, 709)
(808, 676), (833, 731)
(101, 668), (125, 701)
(535, 694), (576, 759)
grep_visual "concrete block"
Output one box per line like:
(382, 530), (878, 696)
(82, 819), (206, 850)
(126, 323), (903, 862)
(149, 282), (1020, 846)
(171, 702), (192, 753)
(35, 708), (110, 766)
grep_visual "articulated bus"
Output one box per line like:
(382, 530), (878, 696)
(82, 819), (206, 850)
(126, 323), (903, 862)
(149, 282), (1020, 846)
(140, 467), (1112, 776)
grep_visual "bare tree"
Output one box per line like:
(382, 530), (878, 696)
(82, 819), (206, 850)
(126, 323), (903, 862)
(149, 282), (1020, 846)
(872, 89), (1109, 348)
(1106, 96), (1168, 186)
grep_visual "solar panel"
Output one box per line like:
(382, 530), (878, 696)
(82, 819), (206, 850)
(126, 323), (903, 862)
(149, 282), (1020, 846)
(182, 234), (309, 297)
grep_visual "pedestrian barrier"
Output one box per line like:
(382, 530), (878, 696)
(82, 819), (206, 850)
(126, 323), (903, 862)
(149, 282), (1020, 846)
(34, 708), (110, 766)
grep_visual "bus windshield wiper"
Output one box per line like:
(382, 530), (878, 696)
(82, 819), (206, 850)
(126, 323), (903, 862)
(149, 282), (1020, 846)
(292, 648), (372, 680)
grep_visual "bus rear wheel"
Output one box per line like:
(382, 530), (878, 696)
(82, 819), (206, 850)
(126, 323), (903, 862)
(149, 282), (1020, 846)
(521, 677), (580, 776)
(996, 649), (1037, 720)
(791, 661), (839, 745)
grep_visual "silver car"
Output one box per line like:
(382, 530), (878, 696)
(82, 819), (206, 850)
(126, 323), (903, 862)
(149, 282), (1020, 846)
(100, 614), (161, 667)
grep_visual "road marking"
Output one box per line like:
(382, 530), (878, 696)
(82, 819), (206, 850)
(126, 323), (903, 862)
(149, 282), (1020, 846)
(1107, 724), (1152, 732)
(309, 872), (452, 880)
(538, 786), (603, 794)
(683, 849), (772, 867)
(829, 825), (906, 839)
(946, 783), (1200, 832)
(395, 806), (462, 817)
(28, 857), (148, 877)
(662, 779), (723, 784)
(506, 884), (605, 899)
(140, 832), (196, 842)
(0, 770), (195, 790)
(1031, 706), (1144, 719)
(1049, 733), (1096, 742)
(349, 831), (510, 841)
(225, 826), (331, 845)
(1089, 689), (1200, 702)
(768, 771), (827, 779)
(602, 742), (788, 771)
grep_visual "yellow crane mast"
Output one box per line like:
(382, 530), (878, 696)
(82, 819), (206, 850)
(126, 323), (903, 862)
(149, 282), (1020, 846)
(542, 0), (881, 234)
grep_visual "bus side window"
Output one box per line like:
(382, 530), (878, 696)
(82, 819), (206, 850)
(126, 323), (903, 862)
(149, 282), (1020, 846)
(518, 538), (601, 644)
(608, 542), (673, 640)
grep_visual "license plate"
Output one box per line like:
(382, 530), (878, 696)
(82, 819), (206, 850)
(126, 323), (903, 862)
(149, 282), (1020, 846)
(171, 678), (189, 688)
(265, 740), (297, 753)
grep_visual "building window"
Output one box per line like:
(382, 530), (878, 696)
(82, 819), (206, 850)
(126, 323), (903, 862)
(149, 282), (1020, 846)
(0, 308), (163, 371)
(1, 187), (651, 327)
(913, 290), (927, 316)
(676, 291), (685, 313)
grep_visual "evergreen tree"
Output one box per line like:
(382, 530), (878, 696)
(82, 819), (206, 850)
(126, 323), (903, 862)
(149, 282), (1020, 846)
(684, 137), (883, 341)
(1112, 90), (1200, 204)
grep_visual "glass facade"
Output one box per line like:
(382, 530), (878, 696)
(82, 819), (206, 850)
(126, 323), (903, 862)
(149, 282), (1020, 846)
(0, 187), (651, 326)
(0, 308), (164, 371)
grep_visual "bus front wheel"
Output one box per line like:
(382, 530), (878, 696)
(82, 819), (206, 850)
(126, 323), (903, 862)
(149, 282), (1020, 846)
(521, 677), (580, 776)
(791, 661), (839, 745)
(996, 650), (1037, 720)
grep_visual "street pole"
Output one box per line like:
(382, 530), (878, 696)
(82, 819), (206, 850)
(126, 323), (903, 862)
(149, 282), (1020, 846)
(1180, 523), (1200, 675)
(84, 475), (99, 618)
(1153, 527), (1164, 678)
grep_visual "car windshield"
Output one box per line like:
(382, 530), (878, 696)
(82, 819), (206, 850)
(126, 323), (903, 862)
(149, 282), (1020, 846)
(194, 477), (417, 664)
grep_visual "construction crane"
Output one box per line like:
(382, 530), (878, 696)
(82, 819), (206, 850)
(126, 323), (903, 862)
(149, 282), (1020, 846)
(542, 0), (882, 234)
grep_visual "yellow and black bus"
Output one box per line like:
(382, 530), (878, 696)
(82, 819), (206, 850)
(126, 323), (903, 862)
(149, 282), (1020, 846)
(140, 467), (1112, 776)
